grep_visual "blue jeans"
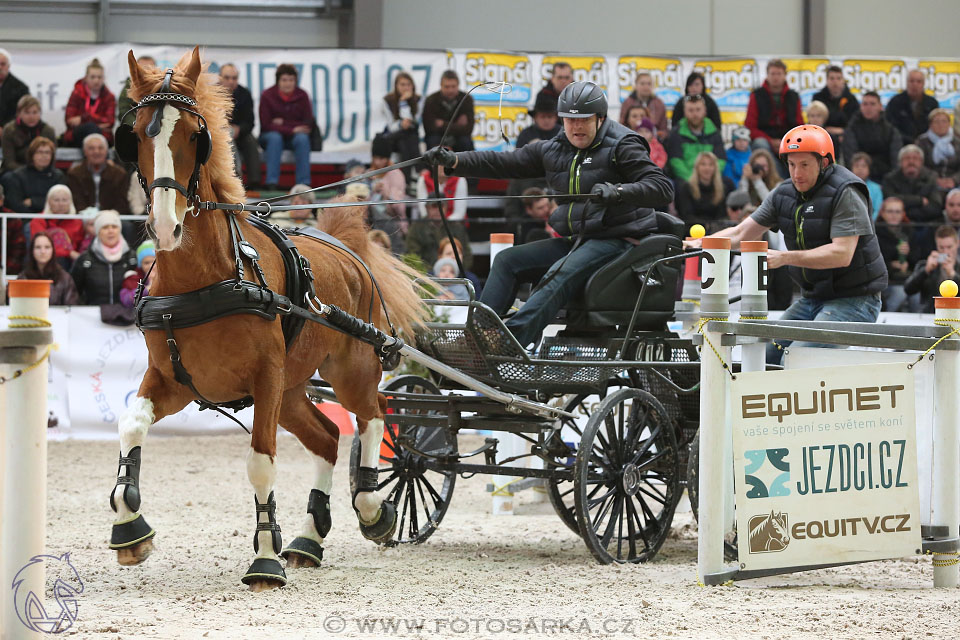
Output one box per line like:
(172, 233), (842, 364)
(259, 131), (311, 185)
(479, 237), (632, 347)
(766, 293), (883, 365)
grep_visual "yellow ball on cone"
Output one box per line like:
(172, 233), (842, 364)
(689, 224), (706, 239)
(940, 280), (958, 298)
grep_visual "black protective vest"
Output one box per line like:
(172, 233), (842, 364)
(753, 87), (801, 140)
(768, 164), (888, 300)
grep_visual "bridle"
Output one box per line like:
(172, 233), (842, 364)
(115, 68), (213, 218)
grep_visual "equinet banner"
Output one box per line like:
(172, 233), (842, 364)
(731, 363), (921, 571)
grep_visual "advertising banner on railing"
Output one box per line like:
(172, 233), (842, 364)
(732, 363), (921, 571)
(5, 43), (960, 155)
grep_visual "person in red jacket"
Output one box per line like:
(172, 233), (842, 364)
(30, 183), (84, 269)
(744, 59), (804, 163)
(258, 64), (315, 190)
(63, 58), (116, 147)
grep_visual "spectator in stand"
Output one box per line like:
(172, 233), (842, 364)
(63, 58), (116, 148)
(77, 206), (97, 253)
(0, 183), (27, 275)
(842, 91), (902, 182)
(431, 257), (470, 301)
(674, 151), (735, 231)
(955, 101), (960, 138)
(415, 164), (467, 221)
(66, 132), (135, 236)
(380, 71), (422, 174)
(811, 65), (859, 139)
(620, 72), (668, 139)
(0, 48), (29, 130)
(1, 137), (64, 213)
(723, 126), (752, 184)
(508, 186), (557, 244)
(423, 70), (475, 152)
(622, 105), (649, 132)
(505, 95), (560, 221)
(1, 95), (56, 173)
(635, 118), (667, 169)
(916, 109), (960, 193)
(271, 184), (315, 230)
(886, 70), (939, 145)
(406, 200), (472, 273)
(882, 144), (943, 225)
(259, 64), (314, 190)
(874, 197), (921, 312)
(944, 189), (960, 232)
(904, 225), (960, 313)
(437, 236), (482, 294)
(30, 184), (83, 268)
(805, 101), (829, 128)
(219, 63), (262, 189)
(738, 148), (781, 207)
(722, 189), (751, 227)
(670, 72), (722, 131)
(369, 135), (409, 252)
(71, 209), (138, 305)
(119, 240), (156, 308)
(16, 232), (79, 305)
(744, 59), (804, 159)
(536, 62), (573, 103)
(848, 152), (884, 219)
(665, 94), (726, 183)
(117, 56), (156, 127)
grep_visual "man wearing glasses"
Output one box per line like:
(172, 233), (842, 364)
(536, 62), (574, 103)
(219, 64), (262, 189)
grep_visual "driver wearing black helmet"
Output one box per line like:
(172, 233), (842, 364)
(423, 81), (674, 348)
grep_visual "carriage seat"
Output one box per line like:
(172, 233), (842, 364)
(563, 212), (684, 331)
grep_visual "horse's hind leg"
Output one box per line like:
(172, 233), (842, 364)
(276, 386), (339, 569)
(110, 367), (191, 565)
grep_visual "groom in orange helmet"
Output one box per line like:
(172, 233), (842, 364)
(691, 124), (887, 364)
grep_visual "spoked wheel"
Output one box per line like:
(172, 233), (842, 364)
(348, 375), (456, 546)
(547, 379), (629, 536)
(686, 430), (738, 561)
(574, 388), (680, 564)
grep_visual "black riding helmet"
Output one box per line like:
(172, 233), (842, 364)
(557, 81), (607, 119)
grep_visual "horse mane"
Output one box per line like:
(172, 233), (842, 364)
(317, 200), (428, 337)
(127, 49), (245, 207)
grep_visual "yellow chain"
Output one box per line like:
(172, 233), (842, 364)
(490, 478), (521, 497)
(738, 315), (768, 320)
(909, 319), (960, 369)
(696, 317), (734, 379)
(8, 315), (52, 329)
(926, 549), (960, 567)
(0, 343), (58, 385)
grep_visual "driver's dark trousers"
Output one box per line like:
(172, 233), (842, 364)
(479, 236), (631, 347)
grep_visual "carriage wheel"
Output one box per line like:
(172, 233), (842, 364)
(348, 375), (456, 546)
(686, 430), (738, 562)
(547, 379), (630, 536)
(574, 388), (680, 564)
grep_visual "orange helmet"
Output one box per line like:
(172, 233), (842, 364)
(778, 125), (834, 163)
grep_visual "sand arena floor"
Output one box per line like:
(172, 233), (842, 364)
(39, 433), (960, 639)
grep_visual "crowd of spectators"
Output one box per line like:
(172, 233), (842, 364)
(2, 47), (960, 314)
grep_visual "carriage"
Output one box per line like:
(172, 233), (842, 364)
(309, 212), (707, 564)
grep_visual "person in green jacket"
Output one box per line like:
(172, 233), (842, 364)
(664, 94), (727, 182)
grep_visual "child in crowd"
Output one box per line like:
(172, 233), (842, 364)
(848, 152), (884, 219)
(635, 118), (667, 169)
(723, 126), (752, 184)
(77, 206), (98, 253)
(120, 240), (156, 307)
(432, 257), (470, 301)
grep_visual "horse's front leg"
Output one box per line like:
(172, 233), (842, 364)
(110, 367), (191, 565)
(242, 381), (287, 591)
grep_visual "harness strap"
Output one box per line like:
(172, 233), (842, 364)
(227, 212), (269, 289)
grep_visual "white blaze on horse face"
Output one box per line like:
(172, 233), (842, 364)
(112, 396), (155, 519)
(247, 448), (280, 559)
(354, 418), (386, 523)
(151, 104), (183, 251)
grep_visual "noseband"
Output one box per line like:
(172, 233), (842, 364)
(116, 68), (212, 215)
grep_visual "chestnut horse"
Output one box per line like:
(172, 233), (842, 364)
(108, 47), (426, 591)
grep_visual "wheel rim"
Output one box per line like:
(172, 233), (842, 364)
(574, 388), (679, 564)
(351, 375), (456, 546)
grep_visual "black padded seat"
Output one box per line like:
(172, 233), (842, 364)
(564, 212), (684, 331)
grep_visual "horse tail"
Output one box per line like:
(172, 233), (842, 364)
(317, 202), (429, 337)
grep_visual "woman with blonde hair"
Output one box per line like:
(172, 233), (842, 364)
(674, 151), (734, 228)
(29, 183), (83, 268)
(63, 58), (116, 147)
(805, 100), (830, 127)
(738, 147), (781, 206)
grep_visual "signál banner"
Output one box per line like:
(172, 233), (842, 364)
(732, 363), (921, 571)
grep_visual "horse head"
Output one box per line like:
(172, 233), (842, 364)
(768, 510), (789, 544)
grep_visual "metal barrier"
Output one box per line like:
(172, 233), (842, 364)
(695, 240), (960, 588)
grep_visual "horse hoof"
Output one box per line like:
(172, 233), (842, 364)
(358, 501), (397, 545)
(116, 539), (154, 566)
(280, 537), (324, 568)
(241, 557), (287, 590)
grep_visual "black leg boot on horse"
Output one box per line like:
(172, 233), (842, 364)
(352, 414), (398, 543)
